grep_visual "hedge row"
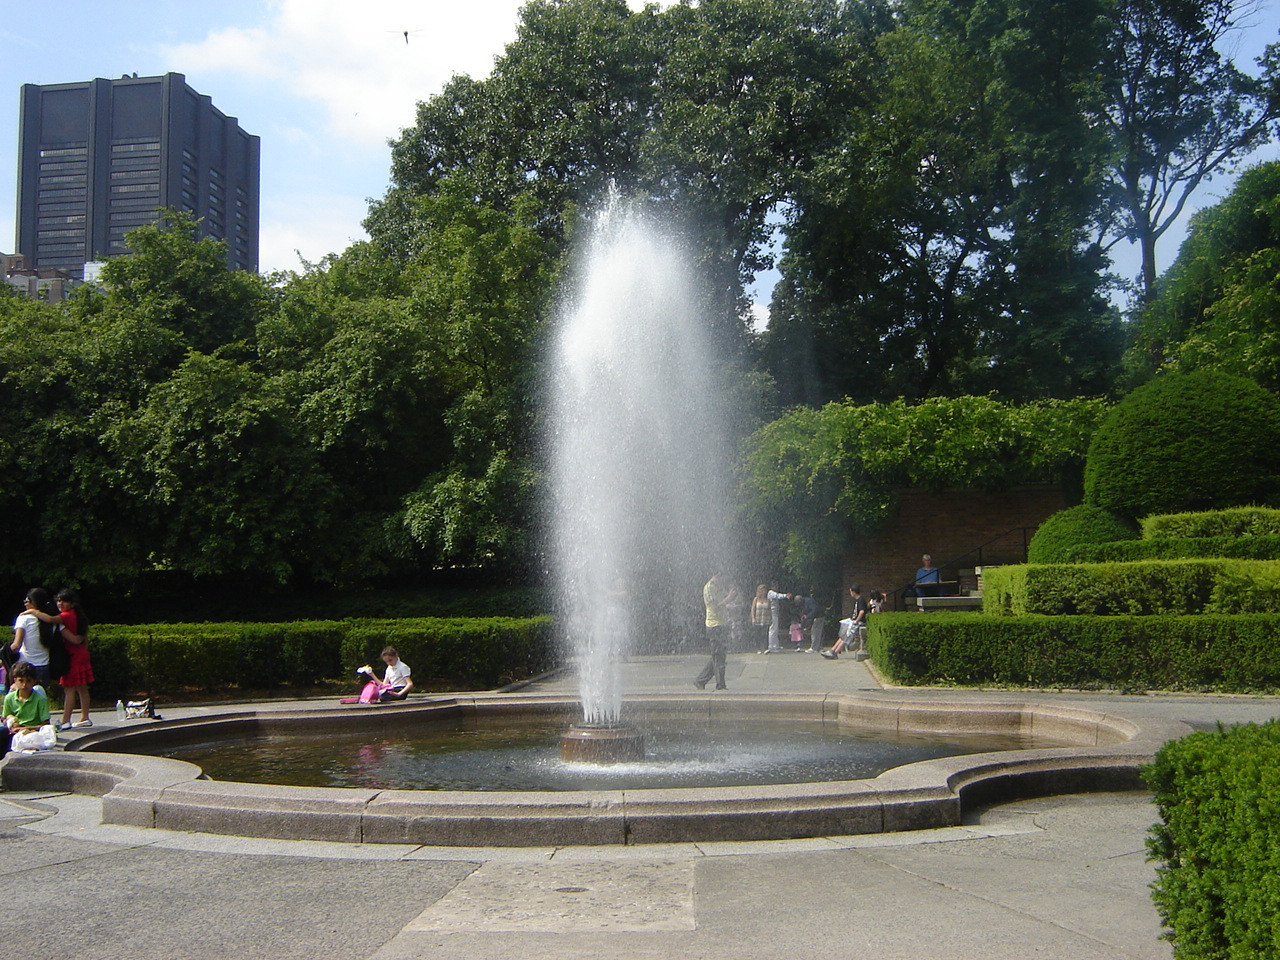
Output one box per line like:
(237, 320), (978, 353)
(1142, 506), (1280, 541)
(1146, 721), (1280, 958)
(1057, 535), (1280, 563)
(88, 616), (555, 698)
(981, 559), (1280, 616)
(868, 611), (1280, 690)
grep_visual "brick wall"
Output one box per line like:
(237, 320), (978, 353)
(840, 483), (1072, 612)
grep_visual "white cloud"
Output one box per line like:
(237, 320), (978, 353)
(259, 193), (372, 273)
(164, 0), (525, 147)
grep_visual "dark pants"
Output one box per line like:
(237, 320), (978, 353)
(695, 625), (728, 689)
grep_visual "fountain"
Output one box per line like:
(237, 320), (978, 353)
(547, 196), (732, 762)
(0, 199), (1191, 848)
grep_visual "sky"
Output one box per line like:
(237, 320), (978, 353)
(2, 0), (1280, 314)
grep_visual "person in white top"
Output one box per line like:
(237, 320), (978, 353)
(11, 589), (52, 689)
(370, 646), (413, 702)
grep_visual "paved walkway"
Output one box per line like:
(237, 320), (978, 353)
(4, 652), (1279, 959)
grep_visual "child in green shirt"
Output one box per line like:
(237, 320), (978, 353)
(3, 661), (53, 754)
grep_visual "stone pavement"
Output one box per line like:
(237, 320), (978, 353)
(4, 651), (1279, 960)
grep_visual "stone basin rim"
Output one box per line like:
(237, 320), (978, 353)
(0, 692), (1190, 846)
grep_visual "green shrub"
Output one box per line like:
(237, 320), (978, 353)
(982, 560), (1280, 616)
(1146, 721), (1280, 958)
(89, 616), (554, 698)
(1084, 370), (1280, 520)
(1209, 565), (1280, 614)
(1060, 536), (1280, 563)
(868, 611), (1280, 690)
(1143, 506), (1280, 541)
(1027, 505), (1138, 563)
(338, 617), (554, 688)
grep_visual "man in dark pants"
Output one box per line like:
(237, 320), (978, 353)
(694, 572), (730, 690)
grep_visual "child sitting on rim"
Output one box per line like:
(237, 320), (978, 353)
(341, 646), (414, 704)
(3, 661), (55, 753)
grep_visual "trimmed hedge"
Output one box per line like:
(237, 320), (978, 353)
(1143, 506), (1280, 541)
(89, 616), (554, 698)
(1083, 370), (1280, 520)
(981, 559), (1280, 616)
(1056, 535), (1280, 563)
(1146, 721), (1280, 958)
(868, 611), (1280, 690)
(1027, 505), (1138, 563)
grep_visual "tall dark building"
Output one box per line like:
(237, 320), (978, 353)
(16, 72), (260, 280)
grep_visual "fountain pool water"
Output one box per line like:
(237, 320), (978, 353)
(117, 714), (1051, 791)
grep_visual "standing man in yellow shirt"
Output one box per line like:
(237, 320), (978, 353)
(694, 572), (730, 690)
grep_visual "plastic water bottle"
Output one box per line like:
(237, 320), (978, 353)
(115, 700), (125, 721)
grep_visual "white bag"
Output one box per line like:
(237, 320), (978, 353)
(10, 724), (57, 752)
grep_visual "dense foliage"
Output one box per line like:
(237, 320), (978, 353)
(4, 0), (1275, 595)
(740, 395), (1107, 580)
(1083, 370), (1280, 520)
(1026, 505), (1138, 563)
(1147, 722), (1280, 958)
(89, 616), (555, 699)
(1128, 162), (1280, 389)
(982, 559), (1280, 616)
(0, 207), (553, 589)
(1143, 506), (1280, 541)
(1057, 535), (1280, 563)
(868, 611), (1280, 690)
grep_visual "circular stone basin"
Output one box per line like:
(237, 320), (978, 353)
(4, 692), (1188, 847)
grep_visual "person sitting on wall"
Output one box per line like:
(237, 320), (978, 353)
(825, 585), (868, 659)
(341, 646), (414, 704)
(904, 554), (942, 600)
(3, 661), (55, 753)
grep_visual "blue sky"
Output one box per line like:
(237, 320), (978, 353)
(2, 0), (1279, 313)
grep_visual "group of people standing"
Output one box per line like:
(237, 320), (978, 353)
(696, 576), (886, 689)
(3, 588), (94, 754)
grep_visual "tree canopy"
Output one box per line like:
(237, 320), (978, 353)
(3, 0), (1276, 593)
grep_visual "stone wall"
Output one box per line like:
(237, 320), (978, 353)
(840, 484), (1072, 612)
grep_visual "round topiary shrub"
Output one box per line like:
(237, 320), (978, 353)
(1084, 370), (1280, 520)
(1027, 505), (1138, 563)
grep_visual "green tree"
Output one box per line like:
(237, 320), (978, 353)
(1128, 161), (1280, 391)
(1099, 0), (1280, 304)
(106, 353), (337, 582)
(97, 209), (271, 353)
(768, 0), (1120, 405)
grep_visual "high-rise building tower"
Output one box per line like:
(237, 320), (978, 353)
(16, 72), (260, 280)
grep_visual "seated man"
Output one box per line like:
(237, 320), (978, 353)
(906, 554), (942, 599)
(3, 661), (55, 753)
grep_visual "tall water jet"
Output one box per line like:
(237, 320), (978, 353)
(549, 196), (732, 752)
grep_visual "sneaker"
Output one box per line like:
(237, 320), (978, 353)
(72, 719), (93, 729)
(820, 650), (837, 660)
(56, 722), (73, 732)
(693, 680), (707, 690)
